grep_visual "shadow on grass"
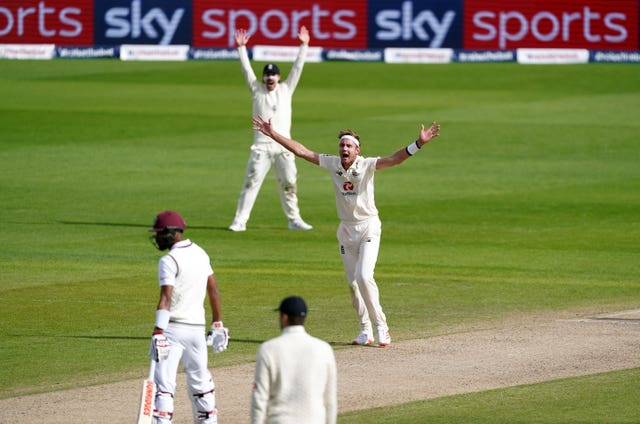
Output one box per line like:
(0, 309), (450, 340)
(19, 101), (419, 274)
(328, 341), (386, 349)
(9, 334), (265, 345)
(58, 221), (229, 231)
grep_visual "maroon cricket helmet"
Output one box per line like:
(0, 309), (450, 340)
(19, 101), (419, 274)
(149, 211), (186, 233)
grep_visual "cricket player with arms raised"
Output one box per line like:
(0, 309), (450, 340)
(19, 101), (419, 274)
(253, 117), (441, 346)
(228, 26), (313, 232)
(148, 211), (229, 423)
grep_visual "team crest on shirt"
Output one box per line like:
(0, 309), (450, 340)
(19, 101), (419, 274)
(342, 181), (356, 196)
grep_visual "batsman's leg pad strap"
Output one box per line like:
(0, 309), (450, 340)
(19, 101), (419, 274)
(157, 390), (174, 398)
(193, 390), (216, 422)
(197, 408), (218, 421)
(155, 391), (175, 422)
(153, 409), (173, 420)
(192, 388), (215, 398)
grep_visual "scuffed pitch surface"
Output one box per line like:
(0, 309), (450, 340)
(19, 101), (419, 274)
(1, 309), (639, 423)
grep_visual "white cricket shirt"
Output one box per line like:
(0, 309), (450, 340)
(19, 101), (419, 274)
(318, 155), (379, 223)
(238, 44), (308, 145)
(157, 239), (214, 326)
(251, 325), (337, 424)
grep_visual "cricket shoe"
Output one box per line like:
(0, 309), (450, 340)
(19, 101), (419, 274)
(376, 325), (391, 347)
(228, 221), (246, 232)
(288, 220), (313, 231)
(352, 331), (374, 346)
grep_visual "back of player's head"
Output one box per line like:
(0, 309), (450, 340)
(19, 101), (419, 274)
(149, 211), (186, 233)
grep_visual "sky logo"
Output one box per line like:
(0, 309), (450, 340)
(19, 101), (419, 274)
(95, 0), (192, 45)
(368, 0), (463, 48)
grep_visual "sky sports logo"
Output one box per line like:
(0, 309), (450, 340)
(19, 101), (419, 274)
(94, 0), (192, 45)
(0, 0), (637, 50)
(464, 0), (638, 50)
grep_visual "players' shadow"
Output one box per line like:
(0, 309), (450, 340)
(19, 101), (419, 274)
(328, 341), (386, 348)
(10, 334), (264, 346)
(58, 220), (229, 231)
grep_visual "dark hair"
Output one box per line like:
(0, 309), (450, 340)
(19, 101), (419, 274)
(288, 315), (306, 326)
(338, 129), (360, 145)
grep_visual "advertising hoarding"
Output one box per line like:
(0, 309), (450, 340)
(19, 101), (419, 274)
(367, 0), (464, 48)
(1, 0), (638, 51)
(464, 0), (638, 51)
(191, 0), (368, 48)
(0, 0), (94, 45)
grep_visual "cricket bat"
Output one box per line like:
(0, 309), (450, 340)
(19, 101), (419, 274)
(136, 359), (157, 424)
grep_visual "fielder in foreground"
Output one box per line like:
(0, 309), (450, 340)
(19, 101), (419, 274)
(147, 211), (229, 423)
(253, 117), (441, 346)
(251, 296), (337, 424)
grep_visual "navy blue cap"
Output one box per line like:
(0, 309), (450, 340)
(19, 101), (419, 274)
(275, 296), (307, 317)
(263, 63), (280, 75)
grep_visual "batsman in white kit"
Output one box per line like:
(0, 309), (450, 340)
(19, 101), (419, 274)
(146, 211), (229, 423)
(253, 116), (441, 347)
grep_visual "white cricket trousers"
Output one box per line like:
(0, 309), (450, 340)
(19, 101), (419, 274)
(232, 142), (302, 225)
(154, 324), (217, 423)
(337, 216), (388, 332)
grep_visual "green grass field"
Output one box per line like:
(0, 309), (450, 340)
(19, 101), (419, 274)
(1, 58), (639, 421)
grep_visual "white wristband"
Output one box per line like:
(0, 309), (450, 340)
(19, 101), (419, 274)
(155, 309), (170, 330)
(405, 141), (421, 156)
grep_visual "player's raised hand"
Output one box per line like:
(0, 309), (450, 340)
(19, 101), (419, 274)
(235, 28), (251, 47)
(252, 115), (273, 136)
(298, 25), (310, 45)
(418, 121), (441, 146)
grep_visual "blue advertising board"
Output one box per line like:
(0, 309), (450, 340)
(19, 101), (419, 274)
(94, 0), (192, 45)
(367, 0), (464, 48)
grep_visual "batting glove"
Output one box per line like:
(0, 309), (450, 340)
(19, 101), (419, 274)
(206, 321), (229, 354)
(150, 330), (170, 362)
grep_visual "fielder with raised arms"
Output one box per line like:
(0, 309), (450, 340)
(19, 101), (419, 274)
(148, 211), (229, 423)
(228, 26), (313, 232)
(253, 117), (441, 346)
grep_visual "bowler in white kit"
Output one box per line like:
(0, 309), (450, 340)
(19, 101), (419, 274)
(252, 116), (441, 346)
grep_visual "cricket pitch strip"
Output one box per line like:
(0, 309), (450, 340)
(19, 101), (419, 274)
(2, 308), (639, 423)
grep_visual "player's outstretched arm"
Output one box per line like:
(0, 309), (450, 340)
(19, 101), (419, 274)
(253, 115), (320, 165)
(376, 121), (440, 170)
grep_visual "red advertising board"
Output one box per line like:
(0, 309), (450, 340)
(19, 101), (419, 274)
(191, 0), (368, 48)
(2, 0), (639, 51)
(464, 0), (638, 50)
(0, 0), (94, 45)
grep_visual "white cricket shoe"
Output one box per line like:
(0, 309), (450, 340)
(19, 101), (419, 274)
(352, 331), (374, 346)
(228, 221), (246, 232)
(376, 325), (391, 347)
(288, 220), (313, 231)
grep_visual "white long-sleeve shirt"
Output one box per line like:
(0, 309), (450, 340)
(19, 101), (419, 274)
(238, 44), (308, 145)
(251, 325), (337, 424)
